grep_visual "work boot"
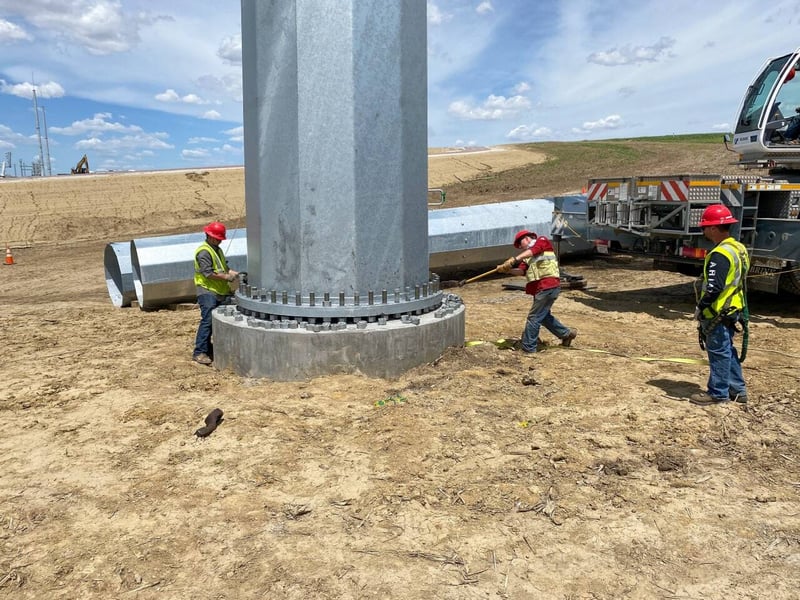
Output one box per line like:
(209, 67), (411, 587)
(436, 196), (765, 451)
(193, 353), (213, 366)
(730, 392), (748, 404)
(507, 339), (522, 351)
(561, 329), (578, 347)
(521, 339), (547, 355)
(689, 392), (729, 406)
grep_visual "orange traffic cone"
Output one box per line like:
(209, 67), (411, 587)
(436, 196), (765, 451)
(4, 245), (14, 265)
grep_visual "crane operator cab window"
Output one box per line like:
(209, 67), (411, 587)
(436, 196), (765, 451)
(768, 64), (800, 144)
(735, 53), (800, 146)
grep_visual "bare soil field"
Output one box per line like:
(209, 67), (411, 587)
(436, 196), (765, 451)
(2, 141), (799, 599)
(428, 146), (546, 187)
(0, 146), (543, 248)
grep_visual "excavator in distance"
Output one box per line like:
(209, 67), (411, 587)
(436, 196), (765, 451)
(577, 48), (800, 296)
(71, 154), (89, 174)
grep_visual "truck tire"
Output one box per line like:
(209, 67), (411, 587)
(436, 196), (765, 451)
(779, 268), (800, 295)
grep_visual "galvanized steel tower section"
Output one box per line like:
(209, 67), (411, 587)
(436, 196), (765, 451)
(241, 0), (429, 301)
(212, 0), (465, 380)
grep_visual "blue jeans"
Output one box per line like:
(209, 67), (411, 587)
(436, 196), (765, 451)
(704, 321), (746, 399)
(784, 117), (800, 141)
(194, 293), (227, 357)
(521, 287), (571, 352)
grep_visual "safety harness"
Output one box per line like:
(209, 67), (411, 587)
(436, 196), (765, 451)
(695, 239), (750, 362)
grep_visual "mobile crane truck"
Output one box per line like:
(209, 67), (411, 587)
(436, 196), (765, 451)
(581, 48), (800, 295)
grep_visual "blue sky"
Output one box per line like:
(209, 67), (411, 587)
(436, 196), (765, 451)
(0, 0), (798, 174)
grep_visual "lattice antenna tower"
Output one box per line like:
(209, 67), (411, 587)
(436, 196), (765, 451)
(41, 105), (52, 176)
(32, 87), (45, 177)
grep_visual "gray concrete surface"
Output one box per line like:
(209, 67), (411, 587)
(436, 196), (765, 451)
(211, 299), (465, 380)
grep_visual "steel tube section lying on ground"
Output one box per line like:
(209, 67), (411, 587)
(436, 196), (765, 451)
(104, 242), (136, 307)
(428, 198), (555, 272)
(130, 229), (247, 309)
(113, 198), (591, 309)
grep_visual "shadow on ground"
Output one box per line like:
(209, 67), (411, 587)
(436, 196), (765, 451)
(648, 378), (703, 400)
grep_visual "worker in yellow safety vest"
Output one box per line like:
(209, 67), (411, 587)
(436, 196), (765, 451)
(495, 229), (577, 354)
(192, 221), (239, 366)
(689, 205), (750, 406)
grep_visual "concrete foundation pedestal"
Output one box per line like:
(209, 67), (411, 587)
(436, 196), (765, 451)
(212, 300), (465, 380)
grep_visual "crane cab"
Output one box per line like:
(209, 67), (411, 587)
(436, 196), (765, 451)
(732, 48), (800, 169)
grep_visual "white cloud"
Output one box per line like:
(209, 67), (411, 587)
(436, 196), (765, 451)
(711, 122), (730, 131)
(449, 94), (531, 120)
(49, 113), (176, 159)
(76, 132), (173, 151)
(182, 94), (206, 105)
(0, 1), (171, 55)
(0, 18), (33, 42)
(155, 89), (208, 104)
(572, 115), (624, 134)
(218, 34), (241, 65)
(506, 125), (553, 141)
(427, 2), (451, 25)
(49, 113), (139, 136)
(0, 123), (30, 147)
(195, 73), (242, 103)
(182, 148), (209, 159)
(512, 82), (531, 94)
(155, 89), (180, 102)
(202, 110), (222, 120)
(0, 79), (65, 99)
(427, 1), (497, 90)
(476, 2), (494, 15)
(588, 36), (675, 67)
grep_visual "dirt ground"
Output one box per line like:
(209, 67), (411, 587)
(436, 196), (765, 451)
(2, 145), (800, 599)
(428, 146), (545, 187)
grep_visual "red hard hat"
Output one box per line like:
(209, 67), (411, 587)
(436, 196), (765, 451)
(513, 229), (536, 248)
(787, 67), (796, 83)
(699, 204), (737, 227)
(204, 221), (227, 241)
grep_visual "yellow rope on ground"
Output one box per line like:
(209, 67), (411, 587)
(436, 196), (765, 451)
(577, 347), (708, 365)
(464, 339), (708, 364)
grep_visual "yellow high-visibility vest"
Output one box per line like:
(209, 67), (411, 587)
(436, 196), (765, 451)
(194, 242), (231, 296)
(701, 237), (749, 318)
(524, 250), (560, 282)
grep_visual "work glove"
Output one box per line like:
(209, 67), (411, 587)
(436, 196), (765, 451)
(496, 256), (517, 274)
